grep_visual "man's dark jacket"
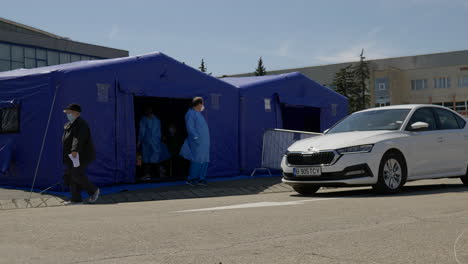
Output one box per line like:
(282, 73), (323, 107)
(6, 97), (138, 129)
(62, 117), (96, 167)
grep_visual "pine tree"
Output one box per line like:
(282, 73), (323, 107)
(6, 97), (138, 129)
(332, 65), (361, 113)
(254, 57), (267, 76)
(352, 49), (370, 111)
(199, 58), (207, 73)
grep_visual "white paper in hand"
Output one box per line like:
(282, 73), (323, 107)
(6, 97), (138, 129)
(68, 153), (80, 168)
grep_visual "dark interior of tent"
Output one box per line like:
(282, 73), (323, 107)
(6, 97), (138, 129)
(134, 96), (192, 182)
(281, 104), (321, 133)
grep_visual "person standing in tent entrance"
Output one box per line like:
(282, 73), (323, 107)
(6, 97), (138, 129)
(180, 97), (210, 186)
(138, 106), (170, 180)
(62, 104), (100, 205)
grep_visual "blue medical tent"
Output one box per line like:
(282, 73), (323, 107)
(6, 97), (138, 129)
(222, 72), (348, 173)
(0, 52), (239, 189)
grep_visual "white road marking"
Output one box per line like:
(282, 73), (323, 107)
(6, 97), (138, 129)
(175, 198), (338, 213)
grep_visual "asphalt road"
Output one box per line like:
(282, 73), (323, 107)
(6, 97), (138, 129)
(1, 178), (468, 264)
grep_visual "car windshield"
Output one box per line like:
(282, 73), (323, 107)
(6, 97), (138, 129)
(327, 109), (411, 134)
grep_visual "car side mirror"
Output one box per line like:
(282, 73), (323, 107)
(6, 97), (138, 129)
(410, 122), (429, 131)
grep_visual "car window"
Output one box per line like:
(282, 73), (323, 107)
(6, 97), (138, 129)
(406, 108), (437, 131)
(327, 109), (410, 134)
(434, 108), (461, 130)
(454, 114), (466, 129)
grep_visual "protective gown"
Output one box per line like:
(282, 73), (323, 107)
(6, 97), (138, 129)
(139, 116), (170, 163)
(180, 109), (210, 164)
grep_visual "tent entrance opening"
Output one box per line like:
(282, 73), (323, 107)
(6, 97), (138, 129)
(281, 104), (321, 133)
(134, 96), (191, 182)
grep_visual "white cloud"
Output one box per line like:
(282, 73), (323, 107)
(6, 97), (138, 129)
(108, 25), (120, 40)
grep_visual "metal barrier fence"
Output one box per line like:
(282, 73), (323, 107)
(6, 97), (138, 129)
(251, 129), (322, 176)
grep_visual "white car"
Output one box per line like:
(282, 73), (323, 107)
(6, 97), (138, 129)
(281, 104), (468, 194)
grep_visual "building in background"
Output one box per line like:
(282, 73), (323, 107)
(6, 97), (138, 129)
(0, 17), (128, 72)
(229, 50), (468, 116)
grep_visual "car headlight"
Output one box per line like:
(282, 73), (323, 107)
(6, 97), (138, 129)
(336, 144), (374, 154)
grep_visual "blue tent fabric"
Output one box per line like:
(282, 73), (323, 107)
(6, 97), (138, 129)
(0, 52), (240, 189)
(0, 138), (14, 174)
(222, 72), (348, 173)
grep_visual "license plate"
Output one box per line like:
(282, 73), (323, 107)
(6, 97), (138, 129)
(294, 167), (322, 177)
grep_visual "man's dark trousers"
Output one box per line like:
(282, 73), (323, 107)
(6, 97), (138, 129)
(64, 163), (97, 203)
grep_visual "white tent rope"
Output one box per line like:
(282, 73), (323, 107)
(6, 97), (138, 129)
(28, 84), (59, 200)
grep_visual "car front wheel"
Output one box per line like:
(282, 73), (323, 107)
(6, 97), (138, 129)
(292, 185), (320, 195)
(373, 152), (407, 194)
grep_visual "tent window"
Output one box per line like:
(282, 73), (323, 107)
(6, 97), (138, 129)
(97, 83), (110, 102)
(264, 98), (272, 112)
(210, 94), (221, 110)
(331, 104), (337, 117)
(0, 104), (20, 134)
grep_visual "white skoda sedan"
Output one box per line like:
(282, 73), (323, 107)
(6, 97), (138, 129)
(282, 105), (468, 194)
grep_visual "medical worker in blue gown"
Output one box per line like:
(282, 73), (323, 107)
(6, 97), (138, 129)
(138, 106), (170, 180)
(180, 97), (210, 186)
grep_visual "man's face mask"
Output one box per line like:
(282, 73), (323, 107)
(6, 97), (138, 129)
(201, 105), (205, 112)
(66, 113), (76, 122)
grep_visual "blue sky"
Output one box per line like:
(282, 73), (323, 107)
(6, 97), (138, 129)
(3, 0), (468, 75)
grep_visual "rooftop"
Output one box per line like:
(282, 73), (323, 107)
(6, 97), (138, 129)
(0, 17), (67, 39)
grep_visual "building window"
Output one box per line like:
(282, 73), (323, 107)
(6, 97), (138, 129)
(0, 43), (11, 60)
(0, 42), (103, 73)
(375, 102), (390, 107)
(456, 101), (467, 112)
(11, 45), (24, 63)
(411, 79), (428, 91)
(36, 49), (46, 60)
(59, 53), (70, 64)
(25, 58), (36, 69)
(25, 47), (35, 59)
(443, 102), (454, 110)
(0, 60), (10, 71)
(47, 50), (59, 66)
(37, 60), (47, 67)
(70, 54), (80, 62)
(459, 76), (468, 88)
(11, 62), (24, 70)
(434, 77), (451, 89)
(378, 83), (386, 91)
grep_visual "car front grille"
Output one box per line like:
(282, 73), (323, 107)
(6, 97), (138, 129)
(287, 152), (336, 166)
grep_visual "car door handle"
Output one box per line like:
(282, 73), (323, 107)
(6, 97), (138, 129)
(437, 137), (445, 143)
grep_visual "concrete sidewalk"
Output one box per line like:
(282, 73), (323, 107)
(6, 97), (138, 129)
(0, 177), (293, 210)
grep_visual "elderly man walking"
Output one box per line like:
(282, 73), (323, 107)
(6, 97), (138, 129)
(62, 104), (100, 204)
(180, 97), (210, 186)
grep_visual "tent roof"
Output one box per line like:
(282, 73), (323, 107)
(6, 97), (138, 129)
(0, 52), (222, 83)
(222, 72), (347, 100)
(221, 72), (302, 89)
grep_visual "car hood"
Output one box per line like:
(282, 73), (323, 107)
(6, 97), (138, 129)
(288, 130), (407, 152)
